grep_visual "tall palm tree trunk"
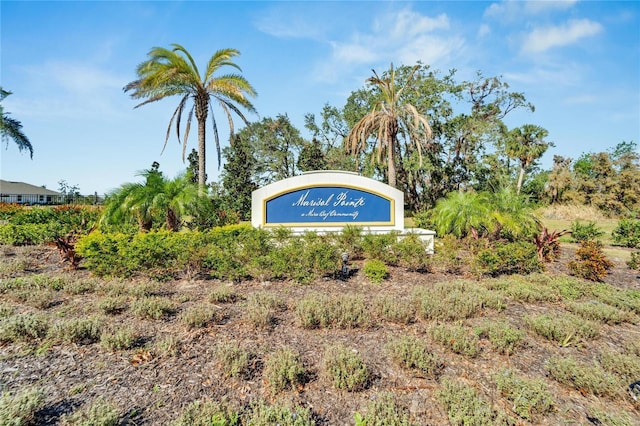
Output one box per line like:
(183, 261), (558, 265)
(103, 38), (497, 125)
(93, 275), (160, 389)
(196, 95), (208, 194)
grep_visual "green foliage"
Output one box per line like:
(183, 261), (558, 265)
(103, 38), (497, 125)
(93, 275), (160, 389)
(131, 296), (174, 320)
(570, 220), (603, 242)
(525, 313), (599, 346)
(474, 241), (543, 276)
(216, 343), (253, 379)
(429, 323), (480, 357)
(60, 398), (119, 426)
(566, 300), (633, 324)
(0, 222), (64, 245)
(475, 320), (525, 355)
(0, 387), (44, 426)
(436, 378), (500, 426)
(386, 336), (442, 378)
(612, 219), (640, 248)
(100, 326), (137, 351)
(362, 259), (388, 283)
(414, 281), (505, 322)
(263, 347), (306, 394)
(356, 392), (411, 426)
(361, 232), (399, 263)
(394, 233), (430, 271)
(373, 295), (415, 324)
(323, 345), (370, 391)
(598, 347), (640, 384)
(568, 240), (614, 281)
(546, 356), (620, 398)
(493, 369), (553, 420)
(245, 292), (284, 329)
(52, 317), (103, 345)
(179, 304), (224, 329)
(172, 399), (239, 426)
(246, 400), (315, 426)
(0, 313), (49, 343)
(295, 293), (371, 330)
(627, 251), (640, 270)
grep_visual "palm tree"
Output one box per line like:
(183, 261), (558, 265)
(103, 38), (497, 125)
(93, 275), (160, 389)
(505, 124), (553, 194)
(124, 44), (257, 192)
(0, 88), (33, 158)
(346, 64), (432, 188)
(101, 166), (199, 231)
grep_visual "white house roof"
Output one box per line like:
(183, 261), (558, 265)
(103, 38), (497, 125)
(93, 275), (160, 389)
(0, 180), (61, 196)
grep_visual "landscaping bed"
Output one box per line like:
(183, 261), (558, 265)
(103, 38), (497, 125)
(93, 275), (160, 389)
(1, 244), (639, 425)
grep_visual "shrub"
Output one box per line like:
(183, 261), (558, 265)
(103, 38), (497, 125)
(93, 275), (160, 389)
(246, 400), (314, 426)
(216, 343), (253, 379)
(60, 397), (119, 426)
(355, 392), (411, 426)
(598, 347), (640, 383)
(179, 304), (223, 329)
(436, 378), (499, 425)
(570, 220), (604, 242)
(546, 356), (619, 398)
(627, 251), (640, 270)
(333, 225), (364, 259)
(414, 281), (505, 322)
(208, 285), (240, 303)
(172, 399), (239, 426)
(362, 259), (388, 283)
(100, 326), (137, 351)
(394, 233), (430, 271)
(568, 240), (613, 281)
(525, 313), (599, 346)
(263, 347), (306, 394)
(0, 313), (49, 343)
(294, 293), (371, 329)
(612, 219), (640, 248)
(53, 317), (103, 345)
(98, 296), (127, 315)
(566, 300), (633, 324)
(475, 320), (525, 356)
(0, 387), (44, 426)
(323, 345), (370, 391)
(245, 292), (284, 329)
(533, 227), (569, 262)
(386, 336), (442, 378)
(494, 369), (553, 420)
(131, 296), (174, 320)
(361, 232), (399, 264)
(373, 295), (416, 324)
(474, 241), (543, 276)
(429, 323), (480, 357)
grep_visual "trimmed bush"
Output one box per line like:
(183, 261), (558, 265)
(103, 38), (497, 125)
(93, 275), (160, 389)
(323, 345), (369, 391)
(612, 219), (640, 248)
(568, 240), (613, 282)
(474, 241), (543, 276)
(362, 259), (388, 283)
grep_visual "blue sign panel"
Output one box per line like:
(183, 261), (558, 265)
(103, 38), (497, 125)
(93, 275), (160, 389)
(265, 186), (392, 225)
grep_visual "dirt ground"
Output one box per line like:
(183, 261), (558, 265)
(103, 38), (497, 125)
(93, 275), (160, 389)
(0, 244), (638, 425)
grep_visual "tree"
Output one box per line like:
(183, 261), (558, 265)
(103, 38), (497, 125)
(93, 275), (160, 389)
(101, 165), (199, 231)
(220, 134), (258, 220)
(346, 64), (433, 188)
(297, 138), (327, 172)
(124, 44), (257, 192)
(0, 88), (33, 158)
(505, 124), (553, 194)
(235, 114), (306, 185)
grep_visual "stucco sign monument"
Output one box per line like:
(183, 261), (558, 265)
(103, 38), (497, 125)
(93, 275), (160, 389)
(251, 171), (434, 253)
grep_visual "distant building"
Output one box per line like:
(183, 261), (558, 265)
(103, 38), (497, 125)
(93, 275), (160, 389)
(0, 180), (63, 205)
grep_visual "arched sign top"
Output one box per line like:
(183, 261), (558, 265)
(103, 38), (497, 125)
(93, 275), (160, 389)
(251, 171), (404, 232)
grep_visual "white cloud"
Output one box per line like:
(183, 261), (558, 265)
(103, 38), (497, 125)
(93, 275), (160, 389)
(253, 4), (327, 39)
(485, 0), (579, 20)
(478, 24), (491, 38)
(314, 7), (462, 83)
(522, 19), (603, 53)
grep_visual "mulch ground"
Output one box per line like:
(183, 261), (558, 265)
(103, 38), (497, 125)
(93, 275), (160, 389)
(1, 244), (638, 425)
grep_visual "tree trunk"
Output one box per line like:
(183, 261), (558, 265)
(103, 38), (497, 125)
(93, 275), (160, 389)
(195, 95), (208, 195)
(516, 166), (525, 195)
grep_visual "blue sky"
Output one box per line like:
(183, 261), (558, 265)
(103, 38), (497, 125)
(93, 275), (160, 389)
(1, 0), (638, 196)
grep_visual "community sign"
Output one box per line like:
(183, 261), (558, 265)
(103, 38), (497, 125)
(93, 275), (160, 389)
(251, 171), (404, 234)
